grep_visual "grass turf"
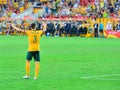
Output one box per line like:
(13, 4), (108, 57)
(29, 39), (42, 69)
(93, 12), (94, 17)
(0, 36), (120, 90)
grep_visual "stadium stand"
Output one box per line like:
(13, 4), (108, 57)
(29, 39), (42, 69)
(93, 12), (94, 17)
(0, 0), (120, 37)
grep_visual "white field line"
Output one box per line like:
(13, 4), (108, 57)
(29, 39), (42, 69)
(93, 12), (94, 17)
(80, 74), (120, 80)
(81, 77), (120, 81)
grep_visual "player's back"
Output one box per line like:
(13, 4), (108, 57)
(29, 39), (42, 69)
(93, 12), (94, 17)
(26, 30), (42, 51)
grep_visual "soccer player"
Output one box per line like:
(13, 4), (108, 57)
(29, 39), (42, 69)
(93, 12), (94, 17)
(12, 22), (42, 80)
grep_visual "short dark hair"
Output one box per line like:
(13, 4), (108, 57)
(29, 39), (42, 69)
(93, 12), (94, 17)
(31, 23), (36, 29)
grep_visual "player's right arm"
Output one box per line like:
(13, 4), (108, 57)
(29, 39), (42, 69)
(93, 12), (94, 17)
(11, 23), (25, 32)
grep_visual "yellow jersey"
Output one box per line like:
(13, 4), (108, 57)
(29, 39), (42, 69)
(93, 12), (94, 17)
(26, 30), (42, 51)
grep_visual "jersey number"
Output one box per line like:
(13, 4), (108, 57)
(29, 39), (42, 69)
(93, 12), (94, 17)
(33, 35), (37, 43)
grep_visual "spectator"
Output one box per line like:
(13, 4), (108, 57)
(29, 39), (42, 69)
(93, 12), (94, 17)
(45, 21), (55, 36)
(59, 24), (65, 36)
(0, 21), (2, 33)
(54, 21), (60, 36)
(94, 21), (99, 37)
(79, 23), (87, 36)
(106, 21), (113, 31)
(64, 21), (71, 36)
(100, 0), (104, 8)
(99, 21), (104, 37)
(70, 22), (78, 36)
(116, 21), (120, 32)
(10, 11), (17, 18)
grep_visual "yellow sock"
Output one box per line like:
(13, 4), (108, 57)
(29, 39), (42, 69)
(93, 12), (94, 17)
(26, 61), (30, 76)
(35, 62), (40, 78)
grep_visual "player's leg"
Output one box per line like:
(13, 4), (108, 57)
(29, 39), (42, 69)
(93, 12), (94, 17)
(23, 52), (32, 79)
(23, 60), (30, 79)
(34, 61), (40, 80)
(34, 51), (40, 80)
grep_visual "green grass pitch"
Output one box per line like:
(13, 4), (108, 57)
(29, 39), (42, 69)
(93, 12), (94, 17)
(0, 36), (120, 90)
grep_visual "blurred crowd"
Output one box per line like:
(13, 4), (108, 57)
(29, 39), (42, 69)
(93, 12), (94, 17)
(41, 0), (120, 19)
(0, 0), (120, 37)
(0, 19), (120, 37)
(0, 0), (120, 18)
(0, 0), (34, 18)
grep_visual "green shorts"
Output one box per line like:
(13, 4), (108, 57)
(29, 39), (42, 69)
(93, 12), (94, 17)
(26, 51), (40, 62)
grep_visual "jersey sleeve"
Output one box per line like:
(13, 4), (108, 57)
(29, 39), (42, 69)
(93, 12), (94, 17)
(39, 31), (42, 35)
(25, 30), (30, 36)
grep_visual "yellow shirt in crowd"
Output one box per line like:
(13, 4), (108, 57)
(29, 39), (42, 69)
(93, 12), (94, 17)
(26, 30), (42, 51)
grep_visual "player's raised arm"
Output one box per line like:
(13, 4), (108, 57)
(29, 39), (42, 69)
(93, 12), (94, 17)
(11, 23), (25, 32)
